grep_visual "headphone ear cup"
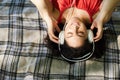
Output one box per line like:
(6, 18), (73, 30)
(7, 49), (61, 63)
(87, 30), (94, 43)
(59, 31), (64, 45)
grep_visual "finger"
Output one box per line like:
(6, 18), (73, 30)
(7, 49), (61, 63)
(94, 36), (102, 42)
(90, 21), (97, 30)
(55, 25), (61, 32)
(94, 38), (99, 42)
(94, 36), (101, 42)
(94, 29), (103, 42)
(50, 37), (58, 44)
(94, 32), (100, 39)
(53, 21), (61, 32)
(90, 24), (95, 30)
(94, 39), (100, 42)
(50, 37), (59, 43)
(52, 17), (58, 24)
(49, 32), (58, 40)
(48, 32), (59, 43)
(94, 31), (102, 39)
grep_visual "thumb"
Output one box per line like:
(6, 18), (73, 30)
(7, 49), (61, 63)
(53, 21), (61, 32)
(90, 23), (95, 30)
(55, 25), (61, 32)
(91, 21), (97, 30)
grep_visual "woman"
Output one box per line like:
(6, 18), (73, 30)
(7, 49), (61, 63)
(31, 0), (119, 62)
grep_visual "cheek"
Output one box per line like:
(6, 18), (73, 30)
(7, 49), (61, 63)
(64, 23), (71, 30)
(64, 25), (69, 32)
(84, 31), (88, 39)
(79, 25), (88, 37)
(81, 24), (87, 30)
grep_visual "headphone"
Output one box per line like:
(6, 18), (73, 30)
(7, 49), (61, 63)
(58, 29), (95, 62)
(57, 0), (95, 62)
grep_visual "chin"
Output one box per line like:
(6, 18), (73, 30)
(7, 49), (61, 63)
(68, 42), (83, 48)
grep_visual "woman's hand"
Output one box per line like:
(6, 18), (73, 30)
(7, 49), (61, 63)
(90, 15), (104, 42)
(90, 0), (119, 42)
(46, 17), (61, 44)
(31, 0), (61, 43)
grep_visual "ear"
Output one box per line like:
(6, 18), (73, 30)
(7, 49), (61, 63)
(58, 31), (64, 45)
(87, 30), (94, 43)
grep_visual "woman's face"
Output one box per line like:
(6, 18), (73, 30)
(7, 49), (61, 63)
(64, 17), (88, 48)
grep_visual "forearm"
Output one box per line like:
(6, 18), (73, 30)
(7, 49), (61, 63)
(99, 0), (119, 23)
(33, 0), (53, 22)
(100, 0), (119, 14)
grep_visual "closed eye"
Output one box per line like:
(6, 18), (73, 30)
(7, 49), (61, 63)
(66, 32), (85, 38)
(78, 32), (85, 37)
(67, 32), (73, 38)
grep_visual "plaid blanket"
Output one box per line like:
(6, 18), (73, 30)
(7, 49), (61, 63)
(0, 0), (120, 80)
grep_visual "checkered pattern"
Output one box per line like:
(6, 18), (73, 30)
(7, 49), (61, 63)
(0, 0), (120, 80)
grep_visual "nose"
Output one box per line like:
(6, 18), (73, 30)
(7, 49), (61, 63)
(72, 23), (79, 29)
(71, 23), (78, 28)
(73, 24), (79, 30)
(72, 25), (79, 35)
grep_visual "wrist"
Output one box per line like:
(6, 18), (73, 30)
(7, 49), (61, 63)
(38, 8), (52, 21)
(98, 11), (112, 23)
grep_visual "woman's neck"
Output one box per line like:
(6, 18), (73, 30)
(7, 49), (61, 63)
(63, 7), (91, 24)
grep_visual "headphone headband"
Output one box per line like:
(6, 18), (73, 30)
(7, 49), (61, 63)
(58, 0), (95, 62)
(58, 41), (95, 62)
